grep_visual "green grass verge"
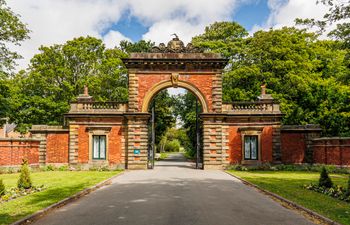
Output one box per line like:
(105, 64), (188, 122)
(228, 171), (350, 225)
(0, 171), (120, 225)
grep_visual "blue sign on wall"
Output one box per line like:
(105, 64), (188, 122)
(134, 149), (140, 154)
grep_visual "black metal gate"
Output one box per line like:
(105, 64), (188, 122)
(195, 99), (203, 169)
(147, 103), (155, 169)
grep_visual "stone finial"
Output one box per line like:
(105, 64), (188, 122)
(83, 85), (89, 96)
(77, 85), (93, 102)
(258, 83), (273, 101)
(261, 84), (266, 95)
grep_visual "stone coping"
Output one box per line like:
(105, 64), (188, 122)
(128, 52), (224, 59)
(281, 125), (322, 132)
(0, 138), (43, 142)
(312, 137), (350, 141)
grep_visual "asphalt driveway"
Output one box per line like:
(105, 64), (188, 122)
(32, 153), (315, 225)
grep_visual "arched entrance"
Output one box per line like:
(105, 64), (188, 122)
(144, 86), (205, 169)
(122, 36), (228, 169)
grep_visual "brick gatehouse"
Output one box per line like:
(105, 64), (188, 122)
(1, 37), (349, 169)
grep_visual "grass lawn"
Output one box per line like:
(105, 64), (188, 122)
(0, 170), (121, 225)
(228, 171), (350, 225)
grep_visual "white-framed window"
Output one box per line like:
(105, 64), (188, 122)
(92, 135), (106, 160)
(244, 135), (258, 160)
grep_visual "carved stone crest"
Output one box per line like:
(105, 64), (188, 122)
(171, 73), (179, 87)
(151, 34), (203, 53)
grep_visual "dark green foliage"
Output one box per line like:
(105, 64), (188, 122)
(172, 91), (202, 157)
(0, 0), (30, 74)
(319, 167), (333, 188)
(8, 36), (129, 131)
(120, 40), (155, 53)
(193, 22), (350, 136)
(0, 179), (5, 196)
(151, 90), (176, 145)
(17, 160), (32, 189)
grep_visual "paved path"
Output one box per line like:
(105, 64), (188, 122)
(33, 153), (315, 225)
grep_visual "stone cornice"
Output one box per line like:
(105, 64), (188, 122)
(122, 53), (228, 71)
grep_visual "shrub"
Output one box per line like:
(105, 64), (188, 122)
(58, 165), (68, 171)
(17, 159), (32, 189)
(319, 167), (333, 188)
(0, 179), (5, 196)
(165, 140), (181, 152)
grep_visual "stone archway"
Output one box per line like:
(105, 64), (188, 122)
(141, 79), (209, 113)
(122, 36), (228, 169)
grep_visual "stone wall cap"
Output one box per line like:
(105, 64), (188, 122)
(281, 124), (322, 132)
(312, 137), (350, 141)
(128, 52), (224, 59)
(0, 138), (43, 142)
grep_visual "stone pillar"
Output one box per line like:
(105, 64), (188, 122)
(30, 132), (47, 166)
(212, 73), (223, 113)
(202, 116), (225, 169)
(272, 125), (282, 163)
(69, 125), (79, 164)
(128, 72), (139, 112)
(125, 114), (150, 169)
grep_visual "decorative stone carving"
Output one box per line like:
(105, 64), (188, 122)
(151, 34), (203, 53)
(171, 73), (179, 87)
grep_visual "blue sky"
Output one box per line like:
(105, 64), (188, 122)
(109, 0), (271, 42)
(8, 0), (327, 69)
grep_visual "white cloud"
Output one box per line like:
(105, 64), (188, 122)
(7, 0), (247, 70)
(103, 30), (131, 48)
(266, 0), (328, 28)
(7, 0), (128, 69)
(135, 0), (240, 44)
(9, 0), (333, 71)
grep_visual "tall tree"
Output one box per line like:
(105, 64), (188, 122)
(172, 91), (202, 156)
(0, 0), (29, 74)
(0, 0), (29, 121)
(194, 22), (350, 136)
(120, 40), (155, 54)
(150, 90), (176, 145)
(10, 36), (128, 131)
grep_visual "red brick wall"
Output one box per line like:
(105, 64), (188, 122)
(46, 133), (69, 164)
(313, 138), (350, 166)
(137, 73), (213, 111)
(227, 126), (242, 164)
(227, 126), (273, 164)
(281, 133), (306, 164)
(108, 126), (123, 164)
(76, 118), (123, 165)
(261, 126), (273, 162)
(78, 125), (89, 163)
(0, 139), (39, 166)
